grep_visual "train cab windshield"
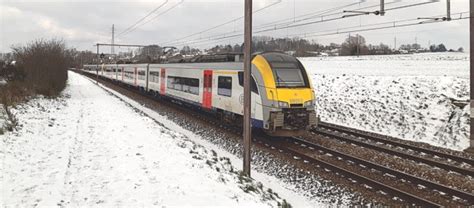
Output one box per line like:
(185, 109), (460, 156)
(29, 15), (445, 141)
(260, 52), (309, 88)
(272, 62), (306, 88)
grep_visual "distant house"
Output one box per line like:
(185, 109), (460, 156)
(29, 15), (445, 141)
(399, 49), (409, 54)
(319, 52), (329, 57)
(285, 51), (296, 56)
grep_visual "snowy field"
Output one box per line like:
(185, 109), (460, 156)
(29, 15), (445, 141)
(300, 53), (470, 151)
(0, 72), (314, 207)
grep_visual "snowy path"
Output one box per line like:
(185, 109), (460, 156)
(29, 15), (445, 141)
(0, 72), (288, 207)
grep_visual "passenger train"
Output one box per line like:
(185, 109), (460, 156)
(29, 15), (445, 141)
(82, 52), (318, 136)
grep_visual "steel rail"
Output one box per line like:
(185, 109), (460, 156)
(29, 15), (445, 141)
(288, 137), (474, 204)
(313, 127), (474, 177)
(318, 122), (474, 166)
(261, 137), (443, 207)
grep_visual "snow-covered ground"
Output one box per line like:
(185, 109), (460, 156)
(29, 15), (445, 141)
(300, 52), (470, 151)
(0, 72), (311, 207)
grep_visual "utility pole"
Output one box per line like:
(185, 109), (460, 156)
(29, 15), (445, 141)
(96, 44), (99, 84)
(243, 0), (252, 177)
(446, 0), (451, 21)
(469, 0), (473, 152)
(112, 24), (115, 56)
(380, 0), (385, 16)
(394, 36), (397, 50)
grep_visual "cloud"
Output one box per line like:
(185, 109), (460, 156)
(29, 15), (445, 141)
(0, 5), (22, 17)
(36, 16), (106, 42)
(0, 0), (470, 52)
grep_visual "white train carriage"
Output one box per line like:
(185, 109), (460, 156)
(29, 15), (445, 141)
(146, 63), (264, 126)
(103, 65), (115, 80)
(83, 52), (318, 136)
(116, 64), (147, 88)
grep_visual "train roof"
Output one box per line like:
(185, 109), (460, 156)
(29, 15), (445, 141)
(148, 62), (243, 70)
(83, 52), (299, 71)
(83, 62), (245, 71)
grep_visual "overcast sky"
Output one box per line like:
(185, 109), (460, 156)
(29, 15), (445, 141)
(0, 0), (470, 53)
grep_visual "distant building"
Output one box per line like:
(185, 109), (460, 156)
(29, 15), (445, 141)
(285, 51), (296, 56)
(399, 49), (409, 54)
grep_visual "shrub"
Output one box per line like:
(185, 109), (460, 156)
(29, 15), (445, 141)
(12, 39), (69, 96)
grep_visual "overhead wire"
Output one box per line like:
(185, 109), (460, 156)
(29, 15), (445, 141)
(170, 1), (441, 47)
(120, 0), (184, 37)
(172, 11), (468, 48)
(116, 0), (169, 37)
(174, 0), (402, 45)
(164, 1), (367, 46)
(159, 0), (283, 45)
(305, 13), (468, 39)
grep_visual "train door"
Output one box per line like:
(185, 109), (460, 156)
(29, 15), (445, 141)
(202, 70), (213, 109)
(160, 68), (166, 95)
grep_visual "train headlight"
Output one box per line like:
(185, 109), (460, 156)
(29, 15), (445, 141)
(304, 100), (315, 107)
(278, 101), (289, 108)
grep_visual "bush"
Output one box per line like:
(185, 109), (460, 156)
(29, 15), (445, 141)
(0, 81), (32, 106)
(12, 39), (69, 96)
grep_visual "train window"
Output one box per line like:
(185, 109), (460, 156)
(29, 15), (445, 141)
(237, 72), (259, 94)
(124, 71), (134, 79)
(218, 76), (232, 97)
(167, 76), (199, 95)
(138, 70), (146, 80)
(149, 71), (160, 83)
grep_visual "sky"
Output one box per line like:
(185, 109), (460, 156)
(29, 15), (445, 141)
(0, 0), (470, 53)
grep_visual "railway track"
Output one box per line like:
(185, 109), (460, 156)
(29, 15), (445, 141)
(260, 136), (474, 207)
(313, 122), (474, 176)
(76, 71), (474, 207)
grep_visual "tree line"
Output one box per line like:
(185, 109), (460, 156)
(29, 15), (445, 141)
(14, 34), (462, 69)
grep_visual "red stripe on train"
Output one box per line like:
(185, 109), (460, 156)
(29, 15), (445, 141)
(160, 68), (166, 95)
(202, 70), (212, 109)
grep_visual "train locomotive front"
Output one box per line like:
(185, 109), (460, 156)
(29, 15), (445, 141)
(251, 52), (318, 136)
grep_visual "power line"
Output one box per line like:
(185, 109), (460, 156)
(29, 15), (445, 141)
(175, 0), (400, 45)
(119, 0), (184, 37)
(256, 0), (380, 30)
(117, 0), (169, 37)
(172, 11), (469, 48)
(160, 0), (282, 45)
(169, 0), (439, 47)
(283, 12), (470, 39)
(306, 13), (470, 37)
(165, 1), (367, 46)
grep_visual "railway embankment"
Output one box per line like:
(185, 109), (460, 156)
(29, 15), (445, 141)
(77, 68), (474, 207)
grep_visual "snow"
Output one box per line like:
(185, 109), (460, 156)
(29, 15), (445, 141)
(301, 52), (468, 77)
(0, 72), (298, 207)
(300, 52), (470, 151)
